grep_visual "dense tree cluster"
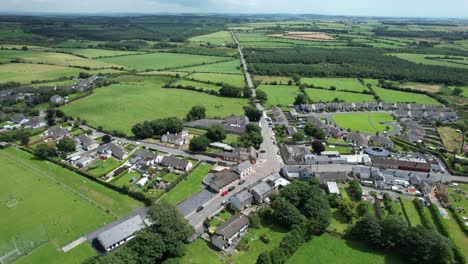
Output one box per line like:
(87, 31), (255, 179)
(348, 179), (363, 201)
(303, 123), (326, 140)
(219, 85), (243, 97)
(243, 106), (262, 122)
(185, 105), (206, 121)
(132, 117), (184, 139)
(237, 124), (263, 148)
(189, 135), (210, 152)
(205, 124), (227, 142)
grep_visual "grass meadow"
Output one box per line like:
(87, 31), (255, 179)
(53, 48), (143, 58)
(373, 87), (441, 105)
(389, 53), (468, 69)
(305, 88), (375, 103)
(257, 85), (300, 107)
(189, 31), (234, 45)
(332, 113), (394, 134)
(173, 79), (222, 91)
(176, 59), (242, 74)
(188, 73), (245, 87)
(0, 63), (83, 84)
(300, 78), (371, 93)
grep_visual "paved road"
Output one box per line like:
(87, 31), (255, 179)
(231, 31), (254, 94)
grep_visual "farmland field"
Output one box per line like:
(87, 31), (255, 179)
(163, 164), (212, 205)
(287, 234), (403, 264)
(0, 63), (84, 84)
(54, 48), (143, 58)
(173, 79), (222, 91)
(373, 87), (441, 105)
(389, 53), (468, 69)
(61, 75), (247, 135)
(189, 31), (234, 45)
(254, 75), (292, 84)
(176, 59), (242, 74)
(98, 52), (232, 71)
(188, 73), (245, 87)
(305, 88), (375, 103)
(332, 113), (394, 134)
(301, 78), (371, 93)
(258, 85), (300, 107)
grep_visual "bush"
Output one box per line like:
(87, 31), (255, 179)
(260, 234), (270, 244)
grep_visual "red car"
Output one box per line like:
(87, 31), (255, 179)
(221, 191), (229, 196)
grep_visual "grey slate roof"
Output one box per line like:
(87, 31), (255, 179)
(209, 169), (240, 191)
(250, 182), (273, 198)
(236, 160), (252, 172)
(161, 156), (190, 169)
(97, 215), (145, 249)
(77, 134), (97, 149)
(215, 214), (249, 239)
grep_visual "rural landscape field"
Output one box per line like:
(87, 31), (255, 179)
(0, 1), (467, 264)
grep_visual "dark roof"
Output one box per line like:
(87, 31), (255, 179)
(209, 169), (240, 190)
(77, 134), (97, 149)
(315, 171), (348, 184)
(97, 215), (145, 249)
(250, 182), (273, 198)
(132, 149), (159, 160)
(97, 143), (127, 159)
(161, 156), (190, 169)
(215, 214), (249, 239)
(10, 113), (28, 123)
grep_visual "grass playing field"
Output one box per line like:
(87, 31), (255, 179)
(61, 75), (248, 135)
(98, 52), (232, 71)
(257, 85), (300, 108)
(188, 73), (245, 87)
(15, 242), (96, 264)
(305, 88), (375, 103)
(189, 31), (234, 45)
(163, 164), (212, 205)
(332, 113), (394, 134)
(176, 59), (242, 74)
(300, 78), (371, 93)
(373, 87), (441, 105)
(0, 63), (84, 84)
(287, 234), (403, 264)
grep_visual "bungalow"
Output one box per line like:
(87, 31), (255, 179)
(10, 113), (29, 125)
(76, 134), (99, 151)
(76, 157), (93, 168)
(50, 95), (64, 105)
(129, 149), (162, 165)
(96, 215), (145, 252)
(211, 214), (250, 250)
(370, 135), (394, 149)
(207, 169), (240, 192)
(24, 118), (46, 129)
(96, 143), (128, 160)
(161, 156), (192, 171)
(209, 142), (233, 152)
(161, 131), (188, 146)
(345, 132), (368, 148)
(46, 127), (70, 142)
(223, 116), (249, 134)
(137, 177), (149, 187)
(229, 190), (253, 210)
(236, 160), (253, 178)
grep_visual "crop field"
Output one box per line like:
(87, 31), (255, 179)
(0, 63), (83, 84)
(373, 87), (441, 105)
(188, 73), (245, 87)
(301, 78), (371, 93)
(332, 113), (394, 134)
(189, 31), (233, 45)
(305, 88), (375, 103)
(0, 148), (115, 254)
(176, 59), (242, 74)
(437, 126), (463, 152)
(61, 76), (248, 135)
(163, 164), (212, 205)
(287, 234), (403, 264)
(258, 85), (300, 107)
(54, 48), (143, 58)
(389, 53), (468, 69)
(98, 52), (232, 71)
(173, 79), (222, 91)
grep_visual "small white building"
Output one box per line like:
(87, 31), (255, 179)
(137, 177), (149, 187)
(161, 131), (189, 146)
(327, 182), (340, 196)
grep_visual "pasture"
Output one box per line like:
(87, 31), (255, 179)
(0, 63), (83, 84)
(301, 78), (371, 93)
(305, 88), (375, 103)
(54, 48), (143, 58)
(189, 31), (234, 45)
(188, 73), (245, 87)
(332, 113), (394, 134)
(257, 85), (300, 107)
(287, 234), (403, 264)
(176, 59), (242, 74)
(173, 79), (222, 91)
(61, 75), (248, 135)
(373, 87), (441, 105)
(389, 53), (468, 69)
(254, 75), (292, 84)
(98, 52), (231, 71)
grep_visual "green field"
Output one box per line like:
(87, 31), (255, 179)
(61, 76), (248, 135)
(174, 79), (222, 91)
(287, 234), (403, 264)
(389, 53), (468, 69)
(163, 164), (212, 205)
(16, 242), (96, 264)
(54, 48), (143, 58)
(176, 59), (242, 74)
(258, 85), (300, 107)
(0, 63), (84, 84)
(188, 73), (245, 87)
(305, 88), (375, 103)
(373, 87), (441, 105)
(99, 52), (231, 71)
(87, 157), (121, 177)
(400, 198), (422, 227)
(445, 211), (468, 261)
(301, 78), (371, 93)
(189, 31), (234, 45)
(332, 113), (394, 134)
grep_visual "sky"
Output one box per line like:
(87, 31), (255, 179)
(2, 0), (468, 18)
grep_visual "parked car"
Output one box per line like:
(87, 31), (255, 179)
(228, 186), (235, 192)
(238, 180), (245, 185)
(196, 206), (204, 212)
(221, 191), (229, 196)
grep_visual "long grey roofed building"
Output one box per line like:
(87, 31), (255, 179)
(97, 215), (145, 252)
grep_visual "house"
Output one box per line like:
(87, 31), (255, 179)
(307, 115), (325, 128)
(394, 110), (410, 119)
(229, 190), (253, 210)
(24, 118), (46, 129)
(345, 132), (368, 148)
(280, 166), (314, 180)
(46, 127), (70, 142)
(10, 113), (29, 125)
(207, 169), (240, 192)
(161, 156), (192, 171)
(129, 149), (162, 165)
(161, 131), (188, 146)
(211, 214), (250, 250)
(96, 143), (128, 160)
(271, 107), (288, 126)
(324, 125), (345, 138)
(286, 125), (298, 138)
(76, 157), (92, 168)
(219, 147), (257, 163)
(371, 157), (431, 172)
(96, 215), (145, 252)
(236, 160), (253, 178)
(223, 116), (249, 134)
(76, 134), (99, 151)
(73, 75), (100, 92)
(250, 181), (274, 203)
(209, 142), (233, 152)
(327, 182), (340, 196)
(314, 171), (349, 185)
(370, 135), (394, 149)
(50, 95), (64, 105)
(279, 144), (315, 165)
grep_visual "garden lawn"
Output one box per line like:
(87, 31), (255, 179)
(16, 242), (96, 264)
(0, 63), (84, 84)
(189, 31), (234, 45)
(445, 211), (468, 261)
(438, 126), (463, 152)
(332, 113), (394, 134)
(87, 157), (121, 177)
(98, 52), (231, 71)
(287, 234), (403, 264)
(258, 85), (300, 108)
(373, 87), (441, 105)
(305, 88), (375, 103)
(176, 59), (242, 74)
(188, 73), (245, 88)
(113, 171), (141, 187)
(301, 78), (371, 93)
(2, 147), (142, 217)
(400, 198), (422, 227)
(0, 148), (115, 248)
(163, 164), (212, 205)
(61, 76), (248, 135)
(181, 240), (222, 264)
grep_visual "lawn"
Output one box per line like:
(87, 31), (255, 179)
(287, 234), (403, 264)
(332, 113), (394, 134)
(305, 88), (375, 103)
(389, 53), (468, 69)
(0, 63), (84, 84)
(54, 48), (143, 58)
(87, 157), (121, 177)
(399, 198), (422, 227)
(176, 59), (242, 74)
(16, 242), (96, 264)
(98, 52), (231, 71)
(258, 85), (300, 108)
(445, 211), (468, 261)
(438, 126), (463, 152)
(0, 149), (115, 249)
(188, 73), (245, 88)
(373, 87), (441, 105)
(189, 31), (234, 45)
(301, 78), (371, 93)
(113, 171), (141, 187)
(61, 75), (248, 135)
(163, 164), (212, 205)
(173, 79), (222, 91)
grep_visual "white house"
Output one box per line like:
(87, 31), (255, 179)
(211, 214), (250, 250)
(161, 131), (188, 146)
(236, 161), (253, 178)
(137, 177), (149, 187)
